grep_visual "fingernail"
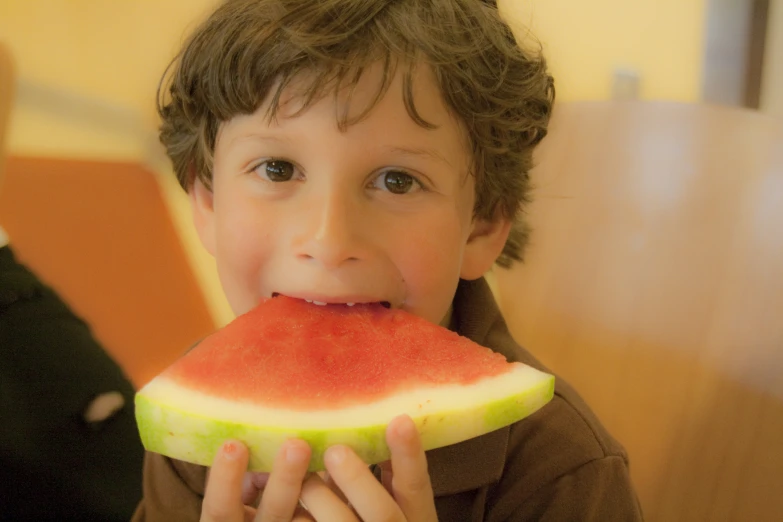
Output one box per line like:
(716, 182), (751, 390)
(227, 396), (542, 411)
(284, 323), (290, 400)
(286, 444), (308, 465)
(222, 441), (240, 461)
(325, 445), (346, 465)
(394, 416), (416, 442)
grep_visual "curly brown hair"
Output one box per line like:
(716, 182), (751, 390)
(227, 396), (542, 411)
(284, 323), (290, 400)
(158, 0), (554, 267)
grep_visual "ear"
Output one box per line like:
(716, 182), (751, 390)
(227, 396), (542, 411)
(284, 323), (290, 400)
(190, 177), (217, 256)
(460, 214), (512, 280)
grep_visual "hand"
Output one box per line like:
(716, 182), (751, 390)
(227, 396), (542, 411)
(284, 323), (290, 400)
(201, 438), (314, 521)
(200, 414), (438, 521)
(301, 414), (438, 521)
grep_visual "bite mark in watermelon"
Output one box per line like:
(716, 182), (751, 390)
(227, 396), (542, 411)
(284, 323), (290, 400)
(135, 296), (554, 471)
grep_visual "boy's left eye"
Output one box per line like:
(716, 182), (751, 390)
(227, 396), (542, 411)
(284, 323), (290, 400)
(372, 170), (422, 195)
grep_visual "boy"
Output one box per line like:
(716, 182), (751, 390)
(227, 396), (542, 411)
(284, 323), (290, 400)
(134, 0), (643, 520)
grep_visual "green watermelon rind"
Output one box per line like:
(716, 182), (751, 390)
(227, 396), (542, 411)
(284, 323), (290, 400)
(135, 374), (554, 472)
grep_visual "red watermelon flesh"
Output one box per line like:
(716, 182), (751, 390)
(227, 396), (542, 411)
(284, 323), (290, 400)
(166, 297), (511, 410)
(135, 296), (554, 471)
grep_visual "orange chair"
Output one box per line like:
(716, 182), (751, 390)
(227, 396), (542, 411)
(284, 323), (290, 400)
(494, 101), (783, 521)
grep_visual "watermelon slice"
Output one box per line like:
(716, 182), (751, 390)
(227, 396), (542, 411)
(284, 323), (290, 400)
(135, 296), (554, 471)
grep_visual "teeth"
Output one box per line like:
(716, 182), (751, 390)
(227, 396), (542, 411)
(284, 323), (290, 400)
(346, 303), (355, 307)
(313, 301), (327, 306)
(305, 299), (313, 303)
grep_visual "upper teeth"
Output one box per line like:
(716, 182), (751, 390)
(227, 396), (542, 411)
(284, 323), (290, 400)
(302, 299), (358, 306)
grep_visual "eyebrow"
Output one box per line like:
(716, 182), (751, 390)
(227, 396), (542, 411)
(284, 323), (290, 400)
(386, 146), (453, 168)
(228, 132), (454, 169)
(228, 133), (291, 148)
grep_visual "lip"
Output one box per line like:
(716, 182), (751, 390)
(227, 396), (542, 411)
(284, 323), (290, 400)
(271, 292), (394, 307)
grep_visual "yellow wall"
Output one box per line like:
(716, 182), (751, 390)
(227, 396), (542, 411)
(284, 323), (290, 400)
(1, 0), (709, 159)
(500, 0), (707, 102)
(0, 0), (219, 159)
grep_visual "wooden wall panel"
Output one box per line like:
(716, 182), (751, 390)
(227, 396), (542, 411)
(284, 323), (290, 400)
(495, 101), (783, 521)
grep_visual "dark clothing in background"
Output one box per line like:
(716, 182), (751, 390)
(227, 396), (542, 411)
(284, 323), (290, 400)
(0, 245), (144, 521)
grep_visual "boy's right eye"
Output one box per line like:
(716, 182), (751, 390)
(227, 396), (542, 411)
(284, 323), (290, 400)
(254, 160), (297, 182)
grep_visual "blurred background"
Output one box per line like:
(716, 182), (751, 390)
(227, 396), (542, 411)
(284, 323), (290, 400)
(1, 1), (782, 521)
(0, 0), (779, 391)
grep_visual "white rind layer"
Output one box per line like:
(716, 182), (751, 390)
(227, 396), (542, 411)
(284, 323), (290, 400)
(139, 363), (549, 428)
(136, 363), (554, 471)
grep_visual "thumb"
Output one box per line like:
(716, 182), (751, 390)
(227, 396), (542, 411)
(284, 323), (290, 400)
(241, 471), (270, 506)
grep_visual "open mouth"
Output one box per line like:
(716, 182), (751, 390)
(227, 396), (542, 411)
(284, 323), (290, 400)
(271, 293), (392, 309)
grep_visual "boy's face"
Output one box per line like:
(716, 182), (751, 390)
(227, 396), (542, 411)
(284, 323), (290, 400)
(191, 64), (510, 325)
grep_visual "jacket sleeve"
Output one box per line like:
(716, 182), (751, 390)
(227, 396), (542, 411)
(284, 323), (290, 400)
(502, 456), (644, 521)
(132, 452), (208, 522)
(485, 393), (644, 522)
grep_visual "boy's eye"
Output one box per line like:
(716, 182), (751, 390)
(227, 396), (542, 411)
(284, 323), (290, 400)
(255, 160), (296, 182)
(373, 170), (421, 194)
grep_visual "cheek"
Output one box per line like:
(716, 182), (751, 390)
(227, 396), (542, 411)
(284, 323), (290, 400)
(406, 227), (463, 268)
(391, 209), (468, 292)
(213, 197), (273, 274)
(211, 200), (277, 315)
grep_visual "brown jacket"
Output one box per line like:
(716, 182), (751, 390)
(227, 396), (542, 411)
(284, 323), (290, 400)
(132, 278), (643, 521)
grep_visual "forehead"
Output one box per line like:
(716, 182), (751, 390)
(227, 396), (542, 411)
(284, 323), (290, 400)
(218, 61), (471, 164)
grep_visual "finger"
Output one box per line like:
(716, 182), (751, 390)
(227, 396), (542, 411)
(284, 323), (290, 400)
(202, 440), (250, 522)
(244, 505), (257, 522)
(291, 505), (317, 522)
(378, 461), (394, 496)
(256, 439), (311, 522)
(321, 470), (351, 506)
(387, 415), (437, 521)
(244, 505), (314, 522)
(299, 472), (359, 521)
(242, 472), (270, 506)
(323, 445), (402, 520)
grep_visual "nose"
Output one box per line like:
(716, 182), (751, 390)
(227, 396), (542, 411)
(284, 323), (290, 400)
(294, 189), (366, 270)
